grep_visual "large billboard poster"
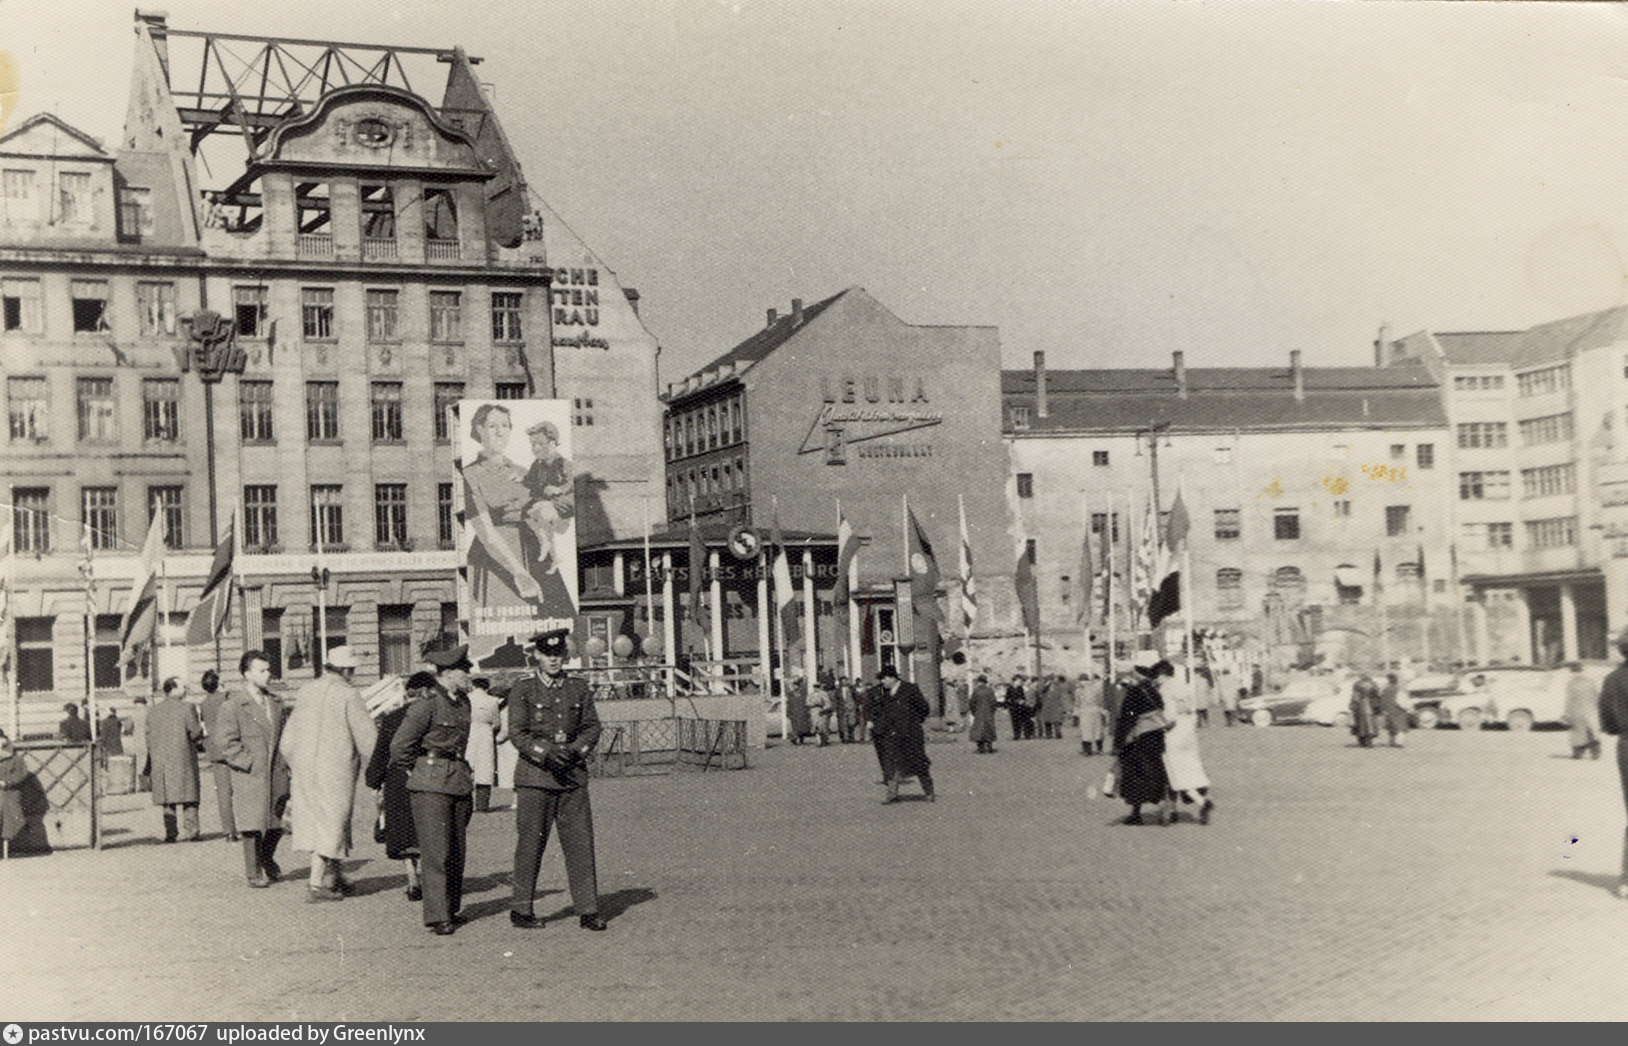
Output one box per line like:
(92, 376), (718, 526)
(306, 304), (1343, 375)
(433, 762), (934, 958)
(456, 398), (579, 662)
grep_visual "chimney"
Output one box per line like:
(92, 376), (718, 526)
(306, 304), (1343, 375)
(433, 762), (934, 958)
(1290, 349), (1305, 402)
(622, 286), (640, 316)
(136, 10), (171, 79)
(1173, 350), (1188, 399)
(791, 298), (804, 325)
(766, 307), (778, 328)
(1374, 322), (1392, 367)
(1034, 351), (1049, 418)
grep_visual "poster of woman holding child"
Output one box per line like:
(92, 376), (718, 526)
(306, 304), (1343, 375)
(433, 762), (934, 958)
(457, 399), (579, 653)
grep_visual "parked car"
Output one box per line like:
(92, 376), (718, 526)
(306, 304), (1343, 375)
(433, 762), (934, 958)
(1240, 677), (1344, 727)
(1399, 673), (1465, 729)
(1436, 664), (1610, 730)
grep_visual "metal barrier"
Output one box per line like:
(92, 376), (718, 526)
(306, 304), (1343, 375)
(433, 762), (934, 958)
(13, 742), (96, 852)
(591, 718), (748, 776)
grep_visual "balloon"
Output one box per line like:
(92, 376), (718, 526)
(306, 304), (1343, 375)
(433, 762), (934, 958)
(641, 633), (664, 657)
(612, 635), (635, 658)
(583, 636), (608, 658)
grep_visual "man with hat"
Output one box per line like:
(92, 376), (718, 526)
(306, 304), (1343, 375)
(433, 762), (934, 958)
(389, 643), (475, 934)
(508, 628), (607, 930)
(868, 663), (935, 804)
(280, 645), (378, 902)
(1597, 629), (1628, 898)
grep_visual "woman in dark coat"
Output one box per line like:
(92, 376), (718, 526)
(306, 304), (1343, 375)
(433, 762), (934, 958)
(969, 675), (998, 753)
(784, 675), (812, 744)
(366, 674), (427, 902)
(1113, 653), (1175, 825)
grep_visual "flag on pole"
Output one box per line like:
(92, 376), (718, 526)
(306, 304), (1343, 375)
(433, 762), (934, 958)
(687, 495), (706, 627)
(833, 507), (857, 608)
(119, 516), (167, 668)
(957, 495), (976, 633)
(1372, 549), (1384, 604)
(1075, 518), (1094, 626)
(0, 519), (12, 627)
(185, 519), (236, 646)
(771, 505), (798, 645)
(1147, 489), (1188, 628)
(905, 505), (942, 623)
(1131, 497), (1157, 614)
(1015, 539), (1040, 635)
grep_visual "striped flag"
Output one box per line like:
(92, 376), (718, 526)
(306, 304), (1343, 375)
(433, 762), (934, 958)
(1014, 538), (1039, 636)
(1147, 489), (1188, 628)
(957, 495), (976, 633)
(832, 507), (857, 608)
(0, 519), (12, 627)
(1076, 516), (1094, 626)
(771, 505), (798, 645)
(119, 516), (168, 668)
(687, 494), (706, 627)
(184, 518), (235, 646)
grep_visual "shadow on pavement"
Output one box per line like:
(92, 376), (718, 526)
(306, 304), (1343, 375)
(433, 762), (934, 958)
(1549, 868), (1622, 897)
(539, 886), (656, 924)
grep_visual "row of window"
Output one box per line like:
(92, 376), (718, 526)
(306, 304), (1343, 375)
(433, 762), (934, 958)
(1458, 464), (1577, 501)
(1034, 497), (1414, 541)
(1459, 518), (1578, 550)
(10, 482), (461, 554)
(1, 167), (99, 228)
(6, 376), (578, 447)
(666, 393), (745, 461)
(1457, 415), (1575, 449)
(1, 278), (526, 344)
(11, 600), (463, 693)
(667, 457), (750, 514)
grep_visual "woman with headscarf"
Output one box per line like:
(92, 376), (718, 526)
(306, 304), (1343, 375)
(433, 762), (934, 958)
(366, 661), (430, 902)
(1162, 663), (1215, 824)
(1112, 651), (1175, 825)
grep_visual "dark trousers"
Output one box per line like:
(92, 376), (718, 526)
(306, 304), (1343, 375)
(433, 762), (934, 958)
(161, 803), (199, 841)
(411, 790), (472, 925)
(240, 828), (284, 879)
(474, 784), (492, 813)
(512, 785), (599, 917)
(211, 762), (236, 837)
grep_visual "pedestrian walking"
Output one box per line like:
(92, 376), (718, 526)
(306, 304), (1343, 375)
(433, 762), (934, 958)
(1162, 665), (1215, 824)
(1038, 675), (1067, 739)
(216, 650), (290, 889)
(280, 646), (378, 903)
(465, 676), (508, 812)
(197, 669), (238, 841)
(1380, 673), (1409, 747)
(508, 629), (607, 931)
(833, 676), (858, 743)
(1112, 651), (1174, 825)
(390, 644), (476, 935)
(1350, 671), (1381, 748)
(968, 674), (998, 753)
(1005, 675), (1030, 741)
(366, 657), (432, 904)
(807, 677), (833, 746)
(1597, 631), (1628, 899)
(1077, 672), (1106, 755)
(1566, 662), (1602, 760)
(127, 696), (150, 791)
(145, 677), (203, 843)
(785, 672), (813, 745)
(869, 664), (935, 803)
(97, 707), (124, 768)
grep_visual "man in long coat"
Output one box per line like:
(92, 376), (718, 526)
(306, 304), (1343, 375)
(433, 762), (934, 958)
(216, 649), (290, 888)
(146, 677), (203, 842)
(968, 675), (998, 753)
(869, 663), (935, 803)
(281, 645), (377, 902)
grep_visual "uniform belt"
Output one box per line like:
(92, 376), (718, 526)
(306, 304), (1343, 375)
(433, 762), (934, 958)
(422, 752), (467, 763)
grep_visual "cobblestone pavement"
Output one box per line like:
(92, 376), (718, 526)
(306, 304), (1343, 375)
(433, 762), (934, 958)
(5, 722), (1628, 1022)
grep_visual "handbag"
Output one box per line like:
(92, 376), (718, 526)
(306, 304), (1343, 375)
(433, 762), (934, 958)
(1129, 709), (1173, 741)
(373, 808), (387, 844)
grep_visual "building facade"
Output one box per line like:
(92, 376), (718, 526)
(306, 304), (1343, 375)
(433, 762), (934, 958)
(1003, 350), (1455, 672)
(1, 14), (663, 736)
(657, 287), (1008, 696)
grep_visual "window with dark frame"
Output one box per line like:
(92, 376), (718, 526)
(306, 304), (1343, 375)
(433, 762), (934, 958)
(148, 485), (183, 549)
(306, 381), (339, 441)
(366, 289), (399, 342)
(234, 285), (268, 337)
(494, 382), (526, 401)
(239, 380), (274, 442)
(12, 487), (49, 553)
(77, 376), (117, 442)
(136, 282), (177, 337)
(437, 482), (455, 548)
(1016, 473), (1034, 499)
(491, 291), (523, 342)
(142, 378), (180, 442)
(310, 484), (344, 550)
(2, 277), (42, 333)
(374, 483), (408, 548)
(1213, 508), (1241, 540)
(82, 487), (118, 550)
(16, 616), (54, 692)
(301, 287), (335, 340)
(1273, 507), (1300, 541)
(244, 485), (278, 549)
(370, 382), (404, 442)
(434, 383), (463, 442)
(71, 280), (110, 333)
(429, 290), (462, 342)
(8, 376), (48, 441)
(1385, 504), (1411, 537)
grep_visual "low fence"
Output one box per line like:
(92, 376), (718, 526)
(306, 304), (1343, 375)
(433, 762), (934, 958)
(8, 742), (97, 853)
(591, 717), (748, 776)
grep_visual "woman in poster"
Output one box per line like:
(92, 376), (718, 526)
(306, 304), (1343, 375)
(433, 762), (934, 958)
(462, 403), (577, 622)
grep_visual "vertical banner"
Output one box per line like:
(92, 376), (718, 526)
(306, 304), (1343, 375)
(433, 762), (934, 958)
(457, 399), (579, 664)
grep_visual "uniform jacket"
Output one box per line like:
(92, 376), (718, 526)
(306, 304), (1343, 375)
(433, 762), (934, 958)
(144, 696), (202, 806)
(390, 679), (473, 796)
(508, 672), (601, 790)
(280, 674), (378, 857)
(214, 687), (290, 833)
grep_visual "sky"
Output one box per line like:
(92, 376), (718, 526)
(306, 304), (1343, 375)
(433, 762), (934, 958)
(5, 0), (1628, 384)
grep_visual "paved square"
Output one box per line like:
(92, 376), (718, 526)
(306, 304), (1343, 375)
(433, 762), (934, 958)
(4, 723), (1625, 1021)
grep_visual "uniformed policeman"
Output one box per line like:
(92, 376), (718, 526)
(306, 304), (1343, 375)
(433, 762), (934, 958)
(508, 628), (606, 930)
(389, 644), (475, 935)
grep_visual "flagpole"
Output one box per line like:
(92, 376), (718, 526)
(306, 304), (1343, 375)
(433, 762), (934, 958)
(159, 552), (171, 693)
(1450, 541), (1469, 668)
(836, 498), (849, 683)
(773, 496), (791, 739)
(959, 493), (973, 720)
(1105, 489), (1117, 689)
(801, 544), (818, 691)
(641, 495), (655, 682)
(901, 493), (910, 683)
(1, 521), (15, 739)
(756, 542), (773, 736)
